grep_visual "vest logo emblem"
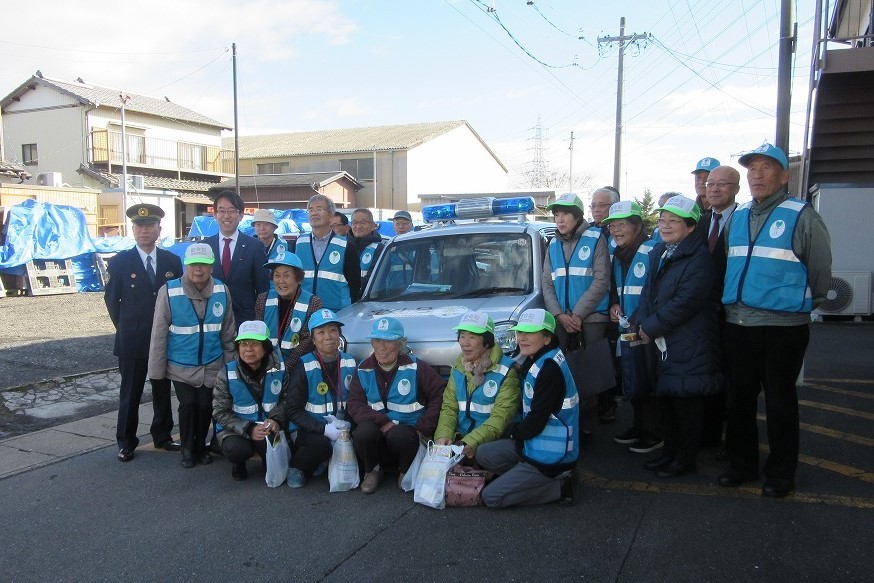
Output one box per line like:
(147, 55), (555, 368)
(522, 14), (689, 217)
(398, 379), (411, 396)
(271, 379), (282, 395)
(483, 379), (498, 398)
(362, 252), (372, 264)
(524, 382), (534, 400)
(212, 301), (224, 317)
(578, 246), (591, 261)
(290, 317), (302, 332)
(290, 333), (300, 348)
(329, 250), (341, 264)
(345, 374), (352, 389)
(317, 382), (329, 395)
(769, 219), (786, 239)
(633, 261), (646, 279)
(276, 250), (285, 261)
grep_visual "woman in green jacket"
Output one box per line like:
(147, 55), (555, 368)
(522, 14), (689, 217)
(434, 312), (521, 461)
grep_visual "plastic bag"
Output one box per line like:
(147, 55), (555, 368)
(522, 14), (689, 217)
(413, 442), (465, 509)
(328, 430), (360, 492)
(400, 442), (427, 492)
(265, 432), (290, 488)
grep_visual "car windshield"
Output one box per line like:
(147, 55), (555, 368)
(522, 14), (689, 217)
(365, 232), (533, 301)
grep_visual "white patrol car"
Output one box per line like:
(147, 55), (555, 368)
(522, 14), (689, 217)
(336, 197), (553, 376)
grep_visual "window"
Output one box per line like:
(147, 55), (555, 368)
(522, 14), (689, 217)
(256, 162), (290, 174)
(22, 144), (38, 166)
(340, 158), (374, 181)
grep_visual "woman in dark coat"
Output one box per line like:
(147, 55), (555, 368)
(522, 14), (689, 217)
(634, 195), (722, 478)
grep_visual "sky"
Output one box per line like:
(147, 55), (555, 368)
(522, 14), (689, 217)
(0, 0), (826, 206)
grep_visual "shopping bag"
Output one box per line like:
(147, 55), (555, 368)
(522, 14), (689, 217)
(619, 335), (658, 400)
(444, 464), (493, 507)
(328, 430), (360, 492)
(413, 442), (465, 509)
(265, 432), (290, 488)
(564, 335), (616, 398)
(400, 441), (427, 492)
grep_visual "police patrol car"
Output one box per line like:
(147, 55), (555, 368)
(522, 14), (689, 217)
(336, 197), (552, 376)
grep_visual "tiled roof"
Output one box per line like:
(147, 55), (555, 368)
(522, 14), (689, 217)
(1, 71), (230, 129)
(226, 120), (472, 158)
(78, 165), (219, 195)
(215, 171), (363, 190)
(0, 159), (32, 181)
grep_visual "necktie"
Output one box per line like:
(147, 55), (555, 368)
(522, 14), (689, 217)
(708, 212), (721, 252)
(222, 237), (232, 277)
(146, 255), (156, 286)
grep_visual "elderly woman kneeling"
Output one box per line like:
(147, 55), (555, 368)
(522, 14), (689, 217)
(347, 318), (445, 494)
(212, 320), (287, 481)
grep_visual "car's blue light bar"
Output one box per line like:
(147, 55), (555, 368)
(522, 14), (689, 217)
(422, 196), (536, 223)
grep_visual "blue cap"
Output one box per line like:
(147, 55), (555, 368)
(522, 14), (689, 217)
(368, 317), (405, 341)
(264, 251), (303, 271)
(691, 157), (720, 174)
(309, 308), (343, 331)
(738, 143), (788, 170)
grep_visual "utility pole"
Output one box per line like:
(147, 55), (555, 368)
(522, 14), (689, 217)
(597, 18), (649, 190)
(775, 0), (795, 154)
(120, 93), (131, 235)
(232, 42), (240, 196)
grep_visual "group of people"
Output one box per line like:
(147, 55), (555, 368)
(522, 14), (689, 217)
(105, 141), (830, 505)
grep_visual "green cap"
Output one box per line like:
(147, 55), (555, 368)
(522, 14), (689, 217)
(184, 243), (215, 265)
(510, 309), (556, 333)
(235, 320), (270, 342)
(546, 193), (584, 213)
(453, 311), (495, 335)
(601, 200), (643, 225)
(655, 195), (701, 223)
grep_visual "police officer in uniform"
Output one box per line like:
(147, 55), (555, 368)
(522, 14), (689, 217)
(105, 203), (182, 462)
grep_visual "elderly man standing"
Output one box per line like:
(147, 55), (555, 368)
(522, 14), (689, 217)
(295, 194), (361, 310)
(719, 144), (831, 498)
(692, 157), (720, 211)
(347, 208), (384, 290)
(105, 204), (183, 462)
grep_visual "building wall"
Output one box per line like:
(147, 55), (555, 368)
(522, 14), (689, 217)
(406, 126), (507, 205)
(87, 108), (223, 145)
(0, 183), (101, 236)
(2, 86), (88, 187)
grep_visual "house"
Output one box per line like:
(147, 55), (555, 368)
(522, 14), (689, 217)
(803, 0), (874, 317)
(213, 171), (364, 210)
(0, 71), (234, 237)
(227, 120), (508, 211)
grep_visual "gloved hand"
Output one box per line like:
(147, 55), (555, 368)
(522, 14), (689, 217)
(324, 414), (338, 425)
(324, 422), (342, 442)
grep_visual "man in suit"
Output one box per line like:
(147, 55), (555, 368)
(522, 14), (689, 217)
(206, 190), (269, 325)
(105, 203), (183, 462)
(698, 165), (740, 453)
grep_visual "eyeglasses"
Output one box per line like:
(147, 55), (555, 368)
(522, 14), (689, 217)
(705, 181), (738, 189)
(308, 207), (328, 214)
(215, 207), (239, 215)
(238, 340), (262, 348)
(590, 203), (612, 210)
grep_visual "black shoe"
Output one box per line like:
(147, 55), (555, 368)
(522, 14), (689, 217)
(579, 429), (593, 447)
(718, 468), (759, 487)
(232, 462), (248, 481)
(181, 450), (195, 469)
(117, 448), (135, 462)
(598, 403), (617, 424)
(155, 439), (181, 452)
(762, 479), (794, 498)
(557, 470), (577, 506)
(657, 460), (696, 478)
(613, 427), (640, 445)
(644, 455), (673, 471)
(198, 453), (213, 466)
(629, 435), (664, 454)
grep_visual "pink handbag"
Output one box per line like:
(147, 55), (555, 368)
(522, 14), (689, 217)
(444, 464), (493, 507)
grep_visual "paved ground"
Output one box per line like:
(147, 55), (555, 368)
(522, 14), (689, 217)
(0, 311), (871, 581)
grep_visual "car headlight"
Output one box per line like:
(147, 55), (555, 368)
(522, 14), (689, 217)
(494, 321), (517, 354)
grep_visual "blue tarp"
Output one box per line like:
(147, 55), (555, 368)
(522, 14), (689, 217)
(0, 199), (96, 270)
(188, 212), (305, 239)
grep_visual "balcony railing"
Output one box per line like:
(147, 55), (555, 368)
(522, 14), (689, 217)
(89, 129), (235, 174)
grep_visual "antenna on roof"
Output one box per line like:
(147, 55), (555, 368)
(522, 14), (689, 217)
(164, 96), (171, 102)
(76, 77), (84, 83)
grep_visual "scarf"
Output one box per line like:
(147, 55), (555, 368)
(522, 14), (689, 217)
(463, 350), (493, 388)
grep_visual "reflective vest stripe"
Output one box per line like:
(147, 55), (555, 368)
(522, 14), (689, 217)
(387, 401), (424, 413)
(457, 400), (494, 414)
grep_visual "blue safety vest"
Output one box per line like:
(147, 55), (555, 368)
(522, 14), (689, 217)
(723, 199), (812, 313)
(548, 226), (609, 315)
(296, 233), (351, 311)
(262, 288), (313, 359)
(359, 242), (381, 279)
(357, 357), (424, 425)
(613, 242), (653, 321)
(450, 355), (514, 436)
(166, 279), (227, 367)
(650, 228), (662, 245)
(385, 250), (414, 290)
(299, 351), (357, 423)
(521, 348), (579, 465)
(267, 237), (289, 263)
(215, 358), (286, 432)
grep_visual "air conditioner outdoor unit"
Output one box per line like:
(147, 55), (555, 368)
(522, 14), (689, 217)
(36, 172), (63, 187)
(129, 175), (145, 190)
(819, 271), (872, 315)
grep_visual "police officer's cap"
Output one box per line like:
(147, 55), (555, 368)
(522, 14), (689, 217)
(126, 203), (164, 224)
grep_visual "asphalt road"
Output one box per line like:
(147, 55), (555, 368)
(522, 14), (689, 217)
(0, 321), (871, 581)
